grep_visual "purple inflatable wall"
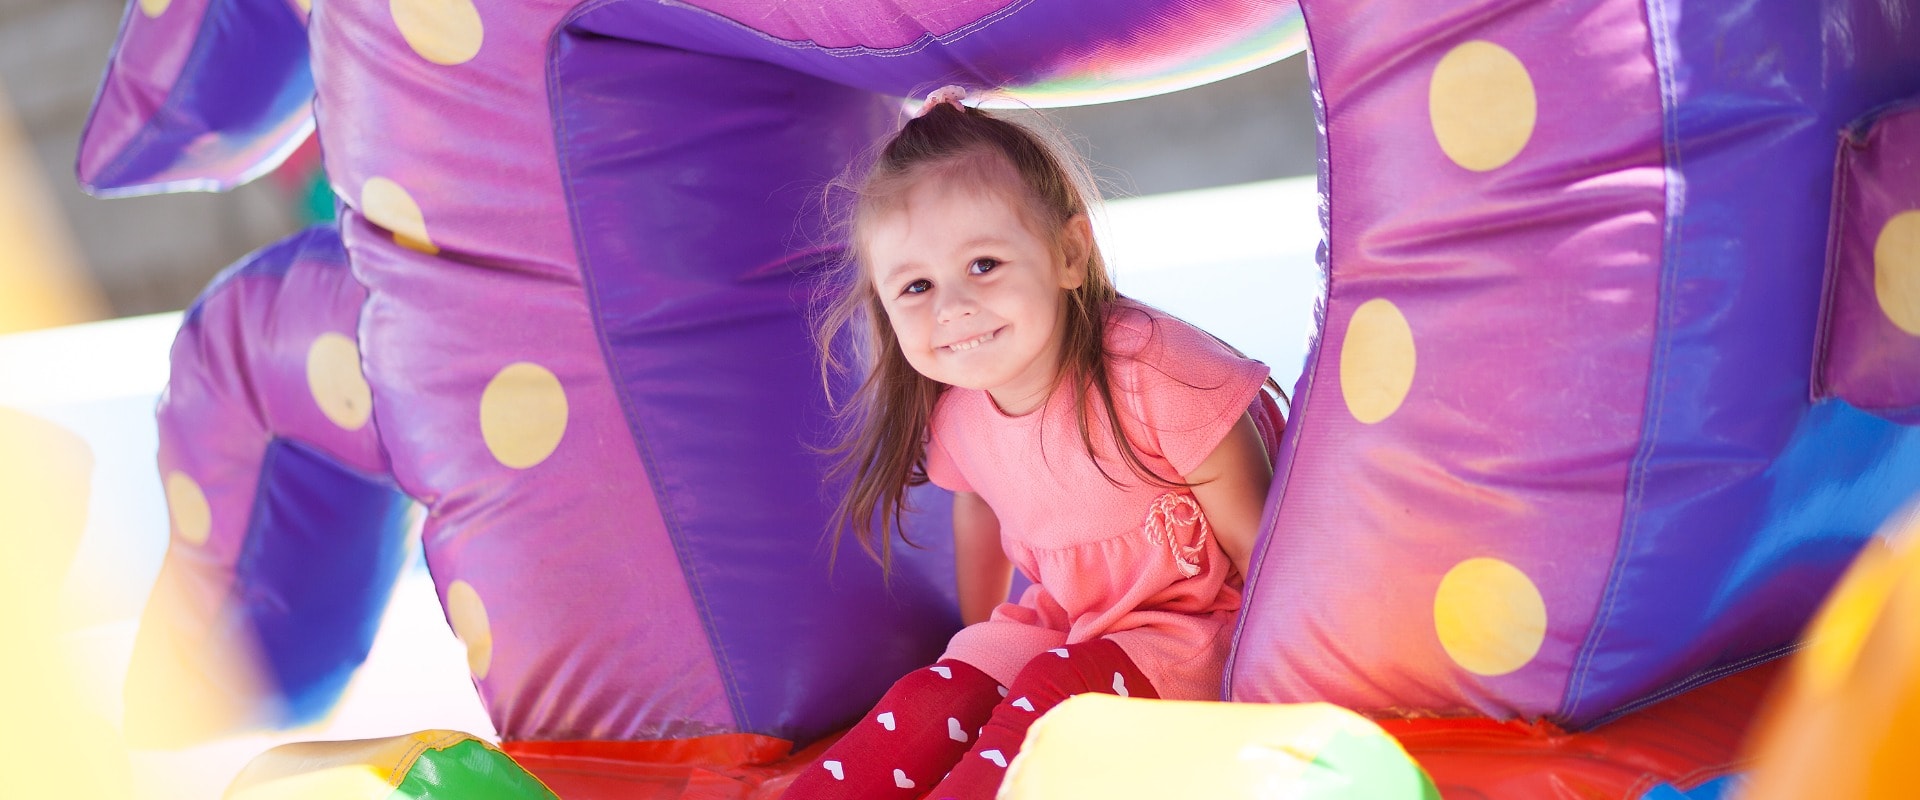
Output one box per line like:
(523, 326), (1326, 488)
(1228, 0), (1920, 728)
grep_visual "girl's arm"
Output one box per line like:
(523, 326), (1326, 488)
(953, 490), (1012, 626)
(1187, 411), (1275, 583)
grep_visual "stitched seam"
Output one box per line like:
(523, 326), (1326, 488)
(547, 0), (747, 733)
(643, 0), (1043, 60)
(1809, 131), (1854, 401)
(1666, 759), (1751, 792)
(230, 438), (287, 716)
(1582, 644), (1793, 728)
(1022, 510), (1190, 552)
(1626, 756), (1749, 797)
(1226, 8), (1326, 702)
(1564, 0), (1680, 723)
(1850, 400), (1920, 414)
(382, 739), (427, 788)
(386, 731), (477, 787)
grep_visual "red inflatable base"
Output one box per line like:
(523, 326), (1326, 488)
(502, 662), (1777, 800)
(1383, 661), (1778, 798)
(502, 731), (840, 799)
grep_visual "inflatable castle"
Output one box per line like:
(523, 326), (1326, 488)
(54, 0), (1920, 795)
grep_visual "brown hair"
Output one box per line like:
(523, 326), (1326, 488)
(815, 100), (1268, 573)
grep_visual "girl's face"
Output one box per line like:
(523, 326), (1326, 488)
(864, 175), (1088, 416)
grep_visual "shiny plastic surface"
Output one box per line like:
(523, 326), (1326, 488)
(226, 730), (558, 799)
(1231, 0), (1920, 728)
(1383, 662), (1775, 799)
(1741, 509), (1920, 800)
(126, 225), (413, 744)
(1815, 100), (1920, 424)
(76, 0), (313, 196)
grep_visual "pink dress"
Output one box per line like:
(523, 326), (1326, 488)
(924, 300), (1281, 701)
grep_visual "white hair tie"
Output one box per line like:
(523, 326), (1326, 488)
(915, 85), (970, 118)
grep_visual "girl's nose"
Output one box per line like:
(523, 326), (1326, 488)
(935, 286), (978, 324)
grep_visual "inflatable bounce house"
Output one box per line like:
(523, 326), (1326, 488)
(68, 0), (1920, 795)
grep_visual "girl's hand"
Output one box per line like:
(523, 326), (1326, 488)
(1186, 412), (1274, 585)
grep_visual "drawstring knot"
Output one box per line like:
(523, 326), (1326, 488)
(1143, 492), (1209, 579)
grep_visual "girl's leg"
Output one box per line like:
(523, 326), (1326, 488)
(924, 638), (1158, 800)
(778, 660), (1002, 800)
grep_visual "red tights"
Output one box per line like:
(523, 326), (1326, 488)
(778, 638), (1156, 800)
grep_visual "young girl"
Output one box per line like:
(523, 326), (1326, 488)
(784, 87), (1284, 800)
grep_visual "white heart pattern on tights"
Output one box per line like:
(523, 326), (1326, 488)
(997, 685), (1009, 697)
(1011, 696), (1035, 712)
(894, 769), (916, 789)
(931, 665), (952, 679)
(877, 711), (896, 730)
(1113, 672), (1129, 698)
(981, 749), (1008, 768)
(948, 716), (968, 742)
(1049, 648), (1069, 658)
(823, 761), (844, 781)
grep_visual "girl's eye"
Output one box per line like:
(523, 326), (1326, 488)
(969, 258), (1000, 275)
(903, 279), (932, 295)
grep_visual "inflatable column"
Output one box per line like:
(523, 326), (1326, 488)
(126, 225), (414, 743)
(76, 0), (313, 194)
(1231, 0), (1920, 727)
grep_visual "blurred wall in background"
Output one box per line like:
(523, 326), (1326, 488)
(0, 0), (1317, 327)
(0, 79), (105, 333)
(1, 0), (308, 323)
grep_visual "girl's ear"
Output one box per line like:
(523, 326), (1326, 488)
(1059, 213), (1092, 290)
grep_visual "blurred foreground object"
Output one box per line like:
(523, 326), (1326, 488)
(1741, 506), (1920, 800)
(1003, 663), (1774, 799)
(226, 730), (555, 800)
(1001, 694), (1438, 799)
(0, 84), (106, 333)
(0, 407), (132, 797)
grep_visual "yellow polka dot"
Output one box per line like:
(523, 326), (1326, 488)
(1340, 299), (1416, 424)
(1799, 540), (1896, 696)
(294, 0), (311, 13)
(390, 0), (484, 66)
(445, 580), (492, 679)
(1434, 557), (1547, 676)
(360, 177), (439, 255)
(1875, 210), (1920, 336)
(480, 363), (568, 469)
(1429, 41), (1537, 172)
(139, 0), (171, 18)
(307, 333), (373, 431)
(165, 472), (211, 546)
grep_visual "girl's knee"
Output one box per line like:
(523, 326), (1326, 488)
(878, 660), (999, 702)
(1005, 639), (1153, 700)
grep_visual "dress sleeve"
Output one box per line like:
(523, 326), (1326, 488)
(1116, 313), (1271, 478)
(924, 417), (975, 493)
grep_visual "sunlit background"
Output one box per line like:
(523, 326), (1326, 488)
(0, 6), (1326, 794)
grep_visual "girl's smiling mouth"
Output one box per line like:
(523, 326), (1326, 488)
(942, 327), (1003, 352)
